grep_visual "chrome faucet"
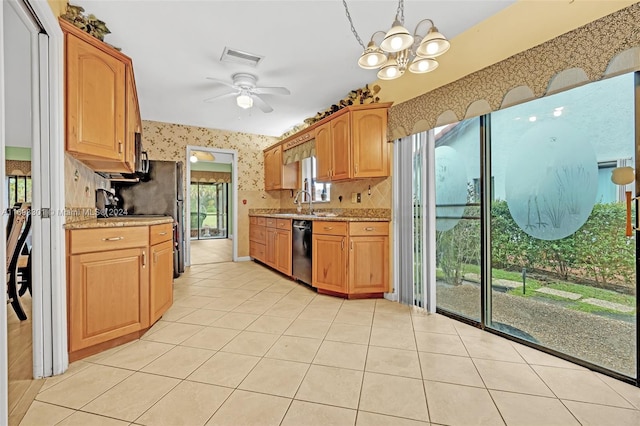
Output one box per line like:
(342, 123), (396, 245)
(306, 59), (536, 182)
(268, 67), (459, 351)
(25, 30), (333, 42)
(293, 190), (313, 214)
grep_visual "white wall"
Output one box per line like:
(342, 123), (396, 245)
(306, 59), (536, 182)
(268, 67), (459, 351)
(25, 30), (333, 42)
(3, 2), (32, 148)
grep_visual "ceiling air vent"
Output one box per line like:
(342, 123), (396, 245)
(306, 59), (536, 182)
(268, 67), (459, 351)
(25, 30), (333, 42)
(220, 47), (264, 67)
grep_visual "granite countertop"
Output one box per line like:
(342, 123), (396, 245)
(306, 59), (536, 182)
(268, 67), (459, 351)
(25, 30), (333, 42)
(64, 215), (173, 230)
(249, 209), (390, 222)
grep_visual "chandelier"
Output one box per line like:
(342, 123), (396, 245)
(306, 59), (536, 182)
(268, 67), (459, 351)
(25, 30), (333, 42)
(342, 0), (450, 80)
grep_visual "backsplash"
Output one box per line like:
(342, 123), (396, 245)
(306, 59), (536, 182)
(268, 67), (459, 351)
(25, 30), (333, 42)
(64, 153), (109, 212)
(279, 176), (392, 210)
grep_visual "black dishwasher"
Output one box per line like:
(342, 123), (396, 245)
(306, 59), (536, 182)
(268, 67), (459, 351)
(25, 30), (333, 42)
(292, 220), (312, 285)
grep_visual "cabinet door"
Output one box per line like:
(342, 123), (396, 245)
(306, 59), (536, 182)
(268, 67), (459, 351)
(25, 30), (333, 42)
(68, 247), (149, 352)
(264, 146), (283, 190)
(315, 122), (332, 182)
(348, 236), (389, 294)
(351, 109), (389, 178)
(150, 240), (174, 324)
(312, 234), (347, 293)
(275, 229), (292, 275)
(66, 33), (126, 161)
(265, 227), (278, 267)
(330, 113), (351, 181)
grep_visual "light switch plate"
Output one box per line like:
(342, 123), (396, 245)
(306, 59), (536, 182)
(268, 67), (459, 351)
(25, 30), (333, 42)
(351, 192), (358, 203)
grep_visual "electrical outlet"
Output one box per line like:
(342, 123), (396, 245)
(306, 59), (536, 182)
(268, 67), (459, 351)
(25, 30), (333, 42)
(351, 192), (358, 203)
(357, 193), (361, 203)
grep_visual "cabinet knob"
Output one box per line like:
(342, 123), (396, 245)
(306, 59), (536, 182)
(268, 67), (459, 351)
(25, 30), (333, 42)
(324, 226), (333, 230)
(142, 251), (146, 268)
(364, 227), (375, 231)
(158, 232), (167, 236)
(118, 141), (123, 154)
(102, 236), (124, 241)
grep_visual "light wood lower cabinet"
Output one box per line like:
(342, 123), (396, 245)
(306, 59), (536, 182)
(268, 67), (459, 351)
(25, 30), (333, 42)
(312, 233), (347, 294)
(150, 239), (174, 324)
(67, 223), (174, 360)
(68, 247), (149, 353)
(312, 220), (389, 297)
(250, 217), (291, 276)
(249, 215), (389, 298)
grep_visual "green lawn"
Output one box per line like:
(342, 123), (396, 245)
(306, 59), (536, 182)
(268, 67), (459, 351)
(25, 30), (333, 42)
(436, 264), (636, 316)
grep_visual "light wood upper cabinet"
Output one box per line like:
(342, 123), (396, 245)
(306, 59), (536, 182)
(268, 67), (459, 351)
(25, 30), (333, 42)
(61, 18), (138, 173)
(351, 108), (389, 178)
(65, 32), (125, 162)
(315, 123), (332, 181)
(330, 113), (352, 181)
(310, 104), (390, 183)
(264, 145), (298, 191)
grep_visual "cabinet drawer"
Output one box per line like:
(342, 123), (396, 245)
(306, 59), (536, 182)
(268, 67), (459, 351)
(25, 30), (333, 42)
(349, 222), (389, 236)
(314, 221), (347, 236)
(69, 226), (149, 254)
(276, 219), (291, 229)
(249, 225), (266, 244)
(250, 241), (266, 261)
(150, 223), (173, 245)
(250, 216), (266, 226)
(265, 218), (277, 228)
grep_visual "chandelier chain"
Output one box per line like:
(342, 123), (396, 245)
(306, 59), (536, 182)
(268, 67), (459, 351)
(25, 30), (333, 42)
(397, 0), (405, 24)
(341, 0), (366, 50)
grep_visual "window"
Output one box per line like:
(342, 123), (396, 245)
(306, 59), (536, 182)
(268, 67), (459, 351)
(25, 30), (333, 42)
(7, 175), (32, 206)
(301, 156), (330, 202)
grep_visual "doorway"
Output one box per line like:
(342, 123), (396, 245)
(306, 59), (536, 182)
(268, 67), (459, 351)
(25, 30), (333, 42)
(185, 146), (238, 266)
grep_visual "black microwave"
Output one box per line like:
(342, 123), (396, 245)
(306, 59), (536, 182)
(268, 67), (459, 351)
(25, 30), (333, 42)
(96, 132), (149, 181)
(134, 132), (150, 177)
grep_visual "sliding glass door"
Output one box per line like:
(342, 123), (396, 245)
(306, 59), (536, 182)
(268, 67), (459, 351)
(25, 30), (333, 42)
(403, 71), (638, 382)
(434, 118), (482, 321)
(190, 182), (228, 240)
(489, 72), (637, 376)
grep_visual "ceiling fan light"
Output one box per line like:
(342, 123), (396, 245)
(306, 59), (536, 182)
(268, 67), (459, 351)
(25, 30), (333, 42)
(380, 20), (414, 53)
(416, 27), (450, 58)
(190, 154), (198, 163)
(358, 41), (387, 69)
(409, 57), (439, 73)
(236, 94), (253, 109)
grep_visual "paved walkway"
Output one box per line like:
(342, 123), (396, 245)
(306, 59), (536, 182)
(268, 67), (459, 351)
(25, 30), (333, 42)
(463, 272), (634, 313)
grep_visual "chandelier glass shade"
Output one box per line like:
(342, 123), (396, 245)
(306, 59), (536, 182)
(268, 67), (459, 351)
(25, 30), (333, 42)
(344, 0), (450, 80)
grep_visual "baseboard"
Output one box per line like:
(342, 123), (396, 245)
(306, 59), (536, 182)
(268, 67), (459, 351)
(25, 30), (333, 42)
(236, 256), (251, 262)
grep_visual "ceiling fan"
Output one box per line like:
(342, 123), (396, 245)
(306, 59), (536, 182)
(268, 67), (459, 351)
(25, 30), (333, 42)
(204, 72), (290, 113)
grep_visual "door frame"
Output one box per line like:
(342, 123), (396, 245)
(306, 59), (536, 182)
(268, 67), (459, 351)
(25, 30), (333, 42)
(185, 146), (238, 264)
(1, 4), (67, 420)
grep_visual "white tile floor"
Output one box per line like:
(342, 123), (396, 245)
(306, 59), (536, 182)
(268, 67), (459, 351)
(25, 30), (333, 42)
(20, 261), (640, 426)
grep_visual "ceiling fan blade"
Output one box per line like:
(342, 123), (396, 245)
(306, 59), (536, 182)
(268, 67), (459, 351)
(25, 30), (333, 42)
(252, 94), (274, 113)
(253, 86), (290, 96)
(203, 91), (238, 103)
(205, 77), (236, 89)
